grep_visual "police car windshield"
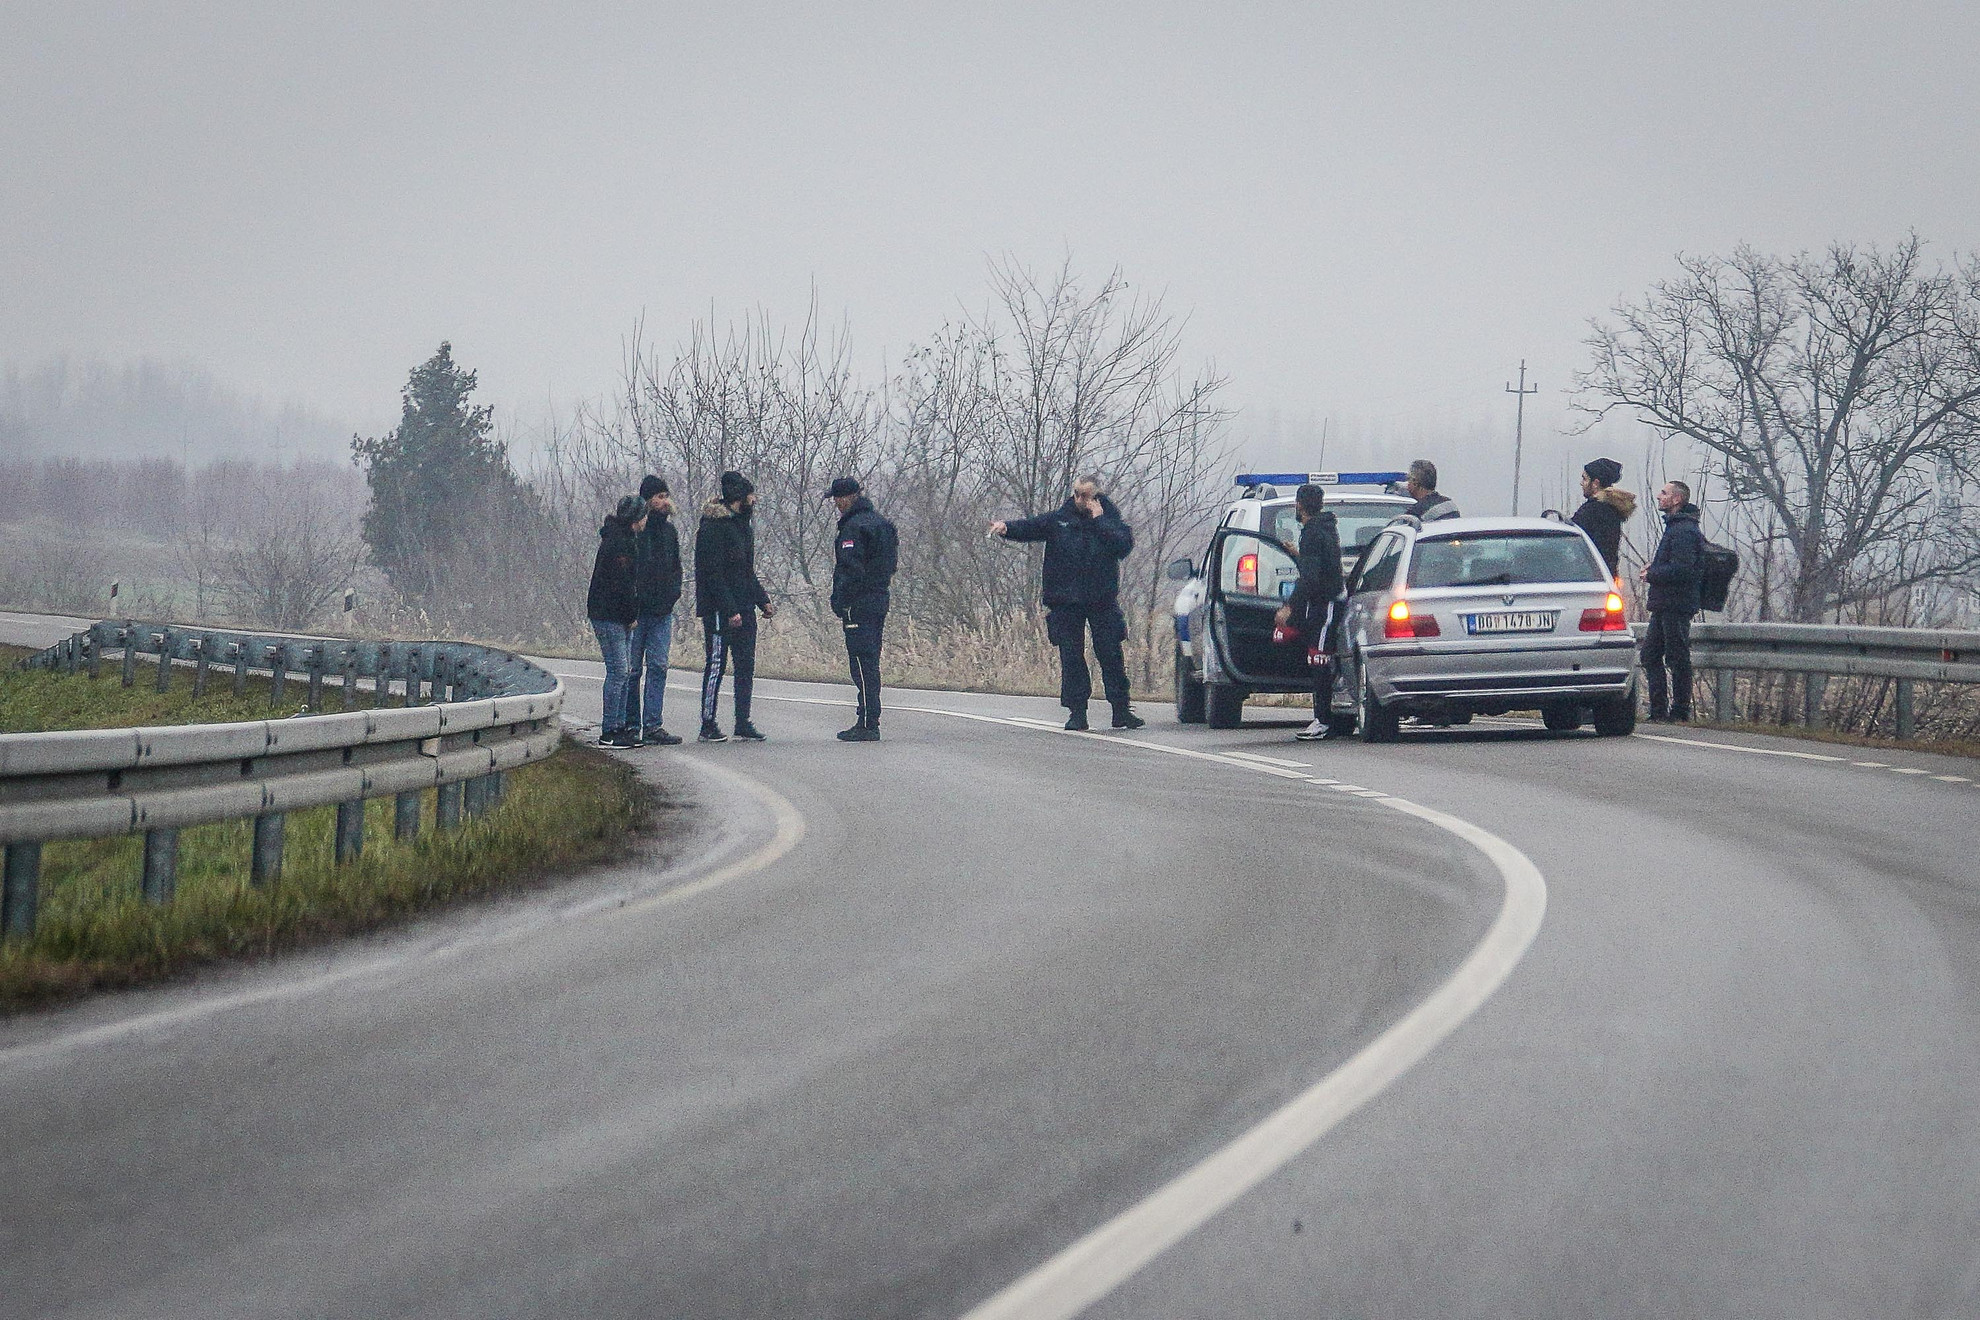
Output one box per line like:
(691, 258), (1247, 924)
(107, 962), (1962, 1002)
(1407, 531), (1605, 588)
(1264, 503), (1405, 555)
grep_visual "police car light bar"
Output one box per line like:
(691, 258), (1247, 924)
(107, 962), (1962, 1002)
(1234, 471), (1408, 488)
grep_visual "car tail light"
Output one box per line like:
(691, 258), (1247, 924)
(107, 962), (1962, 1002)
(1579, 592), (1628, 632)
(1385, 599), (1440, 640)
(1236, 552), (1258, 594)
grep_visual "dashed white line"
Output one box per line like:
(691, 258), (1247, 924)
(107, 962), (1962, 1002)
(1223, 751), (1312, 769)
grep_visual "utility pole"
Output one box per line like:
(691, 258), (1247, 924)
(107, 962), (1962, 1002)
(1505, 360), (1538, 515)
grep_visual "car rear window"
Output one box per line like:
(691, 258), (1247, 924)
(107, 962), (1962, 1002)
(1406, 531), (1605, 588)
(1264, 502), (1407, 556)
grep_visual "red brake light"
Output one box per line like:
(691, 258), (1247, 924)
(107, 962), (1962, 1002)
(1236, 552), (1258, 594)
(1579, 593), (1629, 632)
(1385, 599), (1440, 639)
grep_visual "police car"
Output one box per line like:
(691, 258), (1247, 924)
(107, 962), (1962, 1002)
(1168, 471), (1414, 729)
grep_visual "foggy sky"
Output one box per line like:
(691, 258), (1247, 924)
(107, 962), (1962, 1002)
(5, 1), (1977, 503)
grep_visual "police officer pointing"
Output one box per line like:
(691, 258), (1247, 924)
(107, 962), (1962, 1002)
(827, 477), (898, 742)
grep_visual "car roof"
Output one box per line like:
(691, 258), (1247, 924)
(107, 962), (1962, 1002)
(1236, 492), (1413, 510)
(1406, 516), (1586, 537)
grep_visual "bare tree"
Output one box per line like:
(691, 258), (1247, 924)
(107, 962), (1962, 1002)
(1577, 238), (1980, 621)
(213, 472), (366, 631)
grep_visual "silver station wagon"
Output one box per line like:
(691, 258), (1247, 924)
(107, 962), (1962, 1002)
(1331, 516), (1639, 741)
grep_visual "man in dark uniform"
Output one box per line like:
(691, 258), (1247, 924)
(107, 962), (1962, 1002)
(1274, 483), (1346, 740)
(1402, 459), (1461, 521)
(991, 472), (1144, 731)
(1640, 479), (1705, 723)
(694, 470), (774, 743)
(826, 477), (898, 742)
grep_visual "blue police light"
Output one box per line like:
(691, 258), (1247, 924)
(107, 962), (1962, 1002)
(1234, 471), (1408, 488)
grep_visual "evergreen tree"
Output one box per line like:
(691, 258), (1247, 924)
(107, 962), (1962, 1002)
(353, 342), (529, 607)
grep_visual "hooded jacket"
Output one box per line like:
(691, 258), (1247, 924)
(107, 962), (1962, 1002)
(586, 516), (639, 625)
(635, 510), (683, 617)
(694, 497), (771, 620)
(1644, 502), (1705, 613)
(1571, 486), (1636, 576)
(830, 495), (899, 616)
(999, 494), (1135, 609)
(1285, 509), (1344, 623)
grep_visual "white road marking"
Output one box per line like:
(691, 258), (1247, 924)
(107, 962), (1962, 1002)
(1891, 767), (1932, 776)
(1852, 761), (1890, 768)
(1934, 776), (1971, 783)
(1633, 732), (1847, 762)
(1223, 751), (1312, 768)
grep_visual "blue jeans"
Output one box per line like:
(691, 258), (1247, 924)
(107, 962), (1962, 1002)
(591, 619), (632, 733)
(628, 612), (675, 733)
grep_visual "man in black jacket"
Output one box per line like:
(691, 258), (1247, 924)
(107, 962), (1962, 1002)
(1640, 479), (1705, 722)
(627, 474), (684, 745)
(694, 470), (774, 742)
(1274, 483), (1346, 741)
(1570, 457), (1635, 578)
(992, 473), (1144, 731)
(826, 477), (899, 742)
(1402, 459), (1461, 522)
(586, 496), (644, 747)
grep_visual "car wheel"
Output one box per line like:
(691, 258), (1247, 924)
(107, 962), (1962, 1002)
(1174, 644), (1207, 724)
(1591, 694), (1636, 737)
(1357, 660), (1399, 743)
(1541, 703), (1581, 732)
(1206, 681), (1246, 729)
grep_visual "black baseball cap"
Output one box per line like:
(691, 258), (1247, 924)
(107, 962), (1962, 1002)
(824, 477), (862, 499)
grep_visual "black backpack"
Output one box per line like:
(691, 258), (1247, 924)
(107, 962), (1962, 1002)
(1698, 539), (1739, 612)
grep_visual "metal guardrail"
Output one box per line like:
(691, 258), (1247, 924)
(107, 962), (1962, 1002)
(1669, 621), (1980, 736)
(1, 621), (565, 938)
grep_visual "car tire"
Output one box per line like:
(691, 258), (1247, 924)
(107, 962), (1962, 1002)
(1541, 703), (1582, 732)
(1175, 645), (1207, 724)
(1206, 681), (1246, 729)
(1591, 694), (1636, 737)
(1357, 660), (1400, 743)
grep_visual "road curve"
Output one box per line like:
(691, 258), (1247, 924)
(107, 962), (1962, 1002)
(3, 610), (1979, 1318)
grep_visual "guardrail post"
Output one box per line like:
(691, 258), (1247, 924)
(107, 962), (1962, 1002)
(436, 780), (463, 830)
(86, 631), (101, 679)
(250, 814), (285, 886)
(463, 776), (487, 819)
(269, 646), (288, 707)
(142, 828), (178, 904)
(3, 842), (42, 938)
(233, 641), (249, 695)
(340, 649), (358, 711)
(192, 638), (209, 697)
(334, 800), (365, 863)
(1714, 670), (1735, 723)
(154, 631), (173, 693)
(1804, 674), (1827, 729)
(489, 771), (505, 806)
(374, 645), (393, 708)
(120, 625), (136, 687)
(394, 791), (422, 841)
(307, 646), (325, 711)
(63, 633), (80, 675)
(1896, 678), (1916, 741)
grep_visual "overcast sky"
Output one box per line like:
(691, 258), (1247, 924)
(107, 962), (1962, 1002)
(5, 1), (1977, 500)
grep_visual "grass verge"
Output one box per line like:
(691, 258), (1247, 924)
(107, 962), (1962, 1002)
(1, 643), (653, 1013)
(0, 642), (309, 730)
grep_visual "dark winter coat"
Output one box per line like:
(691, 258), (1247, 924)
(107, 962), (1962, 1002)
(830, 496), (899, 616)
(586, 516), (639, 625)
(1644, 503), (1705, 614)
(635, 512), (683, 617)
(1406, 491), (1461, 521)
(694, 498), (770, 620)
(999, 495), (1135, 609)
(1571, 486), (1636, 576)
(1284, 510), (1344, 623)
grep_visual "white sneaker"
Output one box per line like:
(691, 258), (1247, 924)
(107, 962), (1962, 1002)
(1295, 719), (1327, 741)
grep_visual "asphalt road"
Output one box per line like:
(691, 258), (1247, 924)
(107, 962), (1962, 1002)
(3, 610), (1979, 1318)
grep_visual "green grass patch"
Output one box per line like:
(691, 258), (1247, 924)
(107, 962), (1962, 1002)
(0, 745), (647, 1012)
(0, 642), (309, 731)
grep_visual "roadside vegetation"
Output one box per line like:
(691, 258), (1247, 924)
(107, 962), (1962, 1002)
(0, 645), (649, 1012)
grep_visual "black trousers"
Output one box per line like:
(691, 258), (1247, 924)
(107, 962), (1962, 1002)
(700, 612), (757, 725)
(1641, 609), (1695, 717)
(1307, 597), (1340, 717)
(1047, 603), (1129, 710)
(842, 601), (887, 728)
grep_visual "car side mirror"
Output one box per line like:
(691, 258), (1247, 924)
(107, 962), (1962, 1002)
(1166, 557), (1196, 581)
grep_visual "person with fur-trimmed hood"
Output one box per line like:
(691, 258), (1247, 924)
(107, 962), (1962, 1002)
(1571, 457), (1636, 577)
(694, 470), (774, 743)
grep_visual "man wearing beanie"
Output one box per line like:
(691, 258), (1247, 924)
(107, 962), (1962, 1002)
(627, 474), (683, 745)
(694, 470), (773, 742)
(1571, 457), (1636, 577)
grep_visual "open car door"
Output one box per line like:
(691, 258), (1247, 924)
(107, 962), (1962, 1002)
(1205, 527), (1313, 687)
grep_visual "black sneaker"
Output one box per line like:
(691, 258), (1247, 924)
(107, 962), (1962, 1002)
(594, 726), (623, 747)
(643, 728), (683, 747)
(1064, 710), (1089, 731)
(733, 721), (767, 742)
(837, 725), (880, 742)
(1111, 706), (1145, 730)
(698, 721), (728, 743)
(1668, 712), (1691, 725)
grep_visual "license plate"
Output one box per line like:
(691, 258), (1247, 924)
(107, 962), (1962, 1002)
(1468, 611), (1557, 634)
